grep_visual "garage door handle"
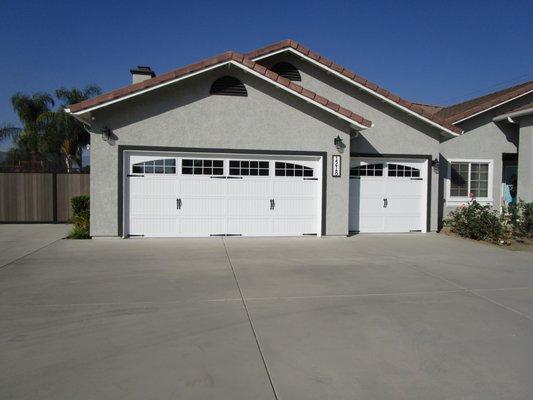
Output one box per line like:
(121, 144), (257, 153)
(177, 198), (182, 210)
(270, 199), (275, 210)
(383, 198), (388, 208)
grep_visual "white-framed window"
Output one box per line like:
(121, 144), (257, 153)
(447, 159), (493, 202)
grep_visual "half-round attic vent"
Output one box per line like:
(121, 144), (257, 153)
(270, 62), (301, 81)
(210, 76), (247, 96)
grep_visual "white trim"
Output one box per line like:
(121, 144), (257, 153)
(452, 89), (533, 124)
(493, 105), (533, 122)
(66, 60), (370, 130)
(251, 48), (461, 137)
(445, 159), (493, 205)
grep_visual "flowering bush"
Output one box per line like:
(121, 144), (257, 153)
(502, 201), (533, 238)
(444, 200), (502, 241)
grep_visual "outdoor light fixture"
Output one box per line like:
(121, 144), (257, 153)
(431, 157), (440, 169)
(334, 135), (346, 152)
(101, 127), (112, 142)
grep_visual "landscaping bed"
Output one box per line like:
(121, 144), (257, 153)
(443, 199), (533, 251)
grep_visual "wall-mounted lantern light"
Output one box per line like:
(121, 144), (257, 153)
(431, 157), (440, 169)
(101, 127), (112, 142)
(334, 135), (346, 153)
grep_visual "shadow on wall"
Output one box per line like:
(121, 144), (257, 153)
(92, 65), (348, 137)
(348, 136), (380, 235)
(438, 155), (450, 230)
(281, 52), (443, 139)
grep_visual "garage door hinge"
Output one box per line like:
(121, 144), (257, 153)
(210, 176), (226, 179)
(303, 177), (318, 180)
(410, 178), (423, 180)
(127, 174), (144, 177)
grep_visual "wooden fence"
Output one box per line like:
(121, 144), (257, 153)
(0, 173), (89, 223)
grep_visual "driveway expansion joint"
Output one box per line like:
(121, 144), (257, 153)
(222, 238), (280, 400)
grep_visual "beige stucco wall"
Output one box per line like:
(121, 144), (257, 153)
(88, 65), (352, 237)
(258, 52), (444, 231)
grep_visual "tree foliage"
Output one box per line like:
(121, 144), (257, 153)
(1, 85), (101, 171)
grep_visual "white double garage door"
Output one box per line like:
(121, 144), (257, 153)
(124, 151), (323, 237)
(349, 157), (429, 233)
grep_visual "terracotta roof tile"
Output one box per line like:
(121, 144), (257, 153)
(68, 50), (372, 128)
(244, 40), (462, 134)
(434, 81), (533, 123)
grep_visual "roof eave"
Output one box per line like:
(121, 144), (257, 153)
(250, 46), (461, 137)
(66, 59), (372, 130)
(449, 89), (533, 125)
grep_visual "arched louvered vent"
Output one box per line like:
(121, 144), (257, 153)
(210, 76), (247, 96)
(270, 62), (301, 81)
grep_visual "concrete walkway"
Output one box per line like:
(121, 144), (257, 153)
(1, 228), (532, 399)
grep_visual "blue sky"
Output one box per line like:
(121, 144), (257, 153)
(1, 0), (532, 151)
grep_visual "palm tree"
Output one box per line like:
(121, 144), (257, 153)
(1, 85), (101, 171)
(36, 84), (101, 171)
(54, 85), (101, 170)
(0, 92), (55, 164)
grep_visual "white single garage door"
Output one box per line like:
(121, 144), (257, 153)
(349, 158), (428, 233)
(124, 152), (322, 237)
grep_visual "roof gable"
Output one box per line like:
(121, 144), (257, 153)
(67, 51), (372, 129)
(245, 39), (462, 136)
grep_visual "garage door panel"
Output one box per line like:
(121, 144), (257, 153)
(274, 197), (317, 216)
(179, 217), (226, 236)
(180, 178), (225, 196)
(179, 197), (226, 216)
(227, 217), (272, 236)
(358, 216), (385, 232)
(273, 217), (316, 235)
(272, 180), (316, 197)
(227, 179), (271, 196)
(126, 153), (322, 237)
(349, 158), (427, 233)
(227, 198), (270, 216)
(141, 216), (180, 237)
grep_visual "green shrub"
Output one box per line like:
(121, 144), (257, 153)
(444, 200), (502, 241)
(503, 201), (533, 238)
(71, 195), (90, 219)
(69, 223), (90, 239)
(68, 195), (90, 239)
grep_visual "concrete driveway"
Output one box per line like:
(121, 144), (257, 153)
(1, 228), (532, 400)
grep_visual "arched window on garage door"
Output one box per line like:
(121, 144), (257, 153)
(275, 162), (313, 177)
(132, 159), (176, 174)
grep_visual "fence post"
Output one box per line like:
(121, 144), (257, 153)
(52, 172), (58, 223)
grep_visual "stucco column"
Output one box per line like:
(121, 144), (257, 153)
(517, 115), (533, 203)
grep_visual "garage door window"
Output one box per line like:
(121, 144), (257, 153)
(388, 163), (420, 177)
(275, 162), (313, 177)
(350, 163), (383, 177)
(449, 161), (490, 199)
(182, 159), (224, 175)
(229, 160), (269, 176)
(132, 159), (176, 174)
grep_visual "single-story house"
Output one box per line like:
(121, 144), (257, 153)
(66, 39), (533, 238)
